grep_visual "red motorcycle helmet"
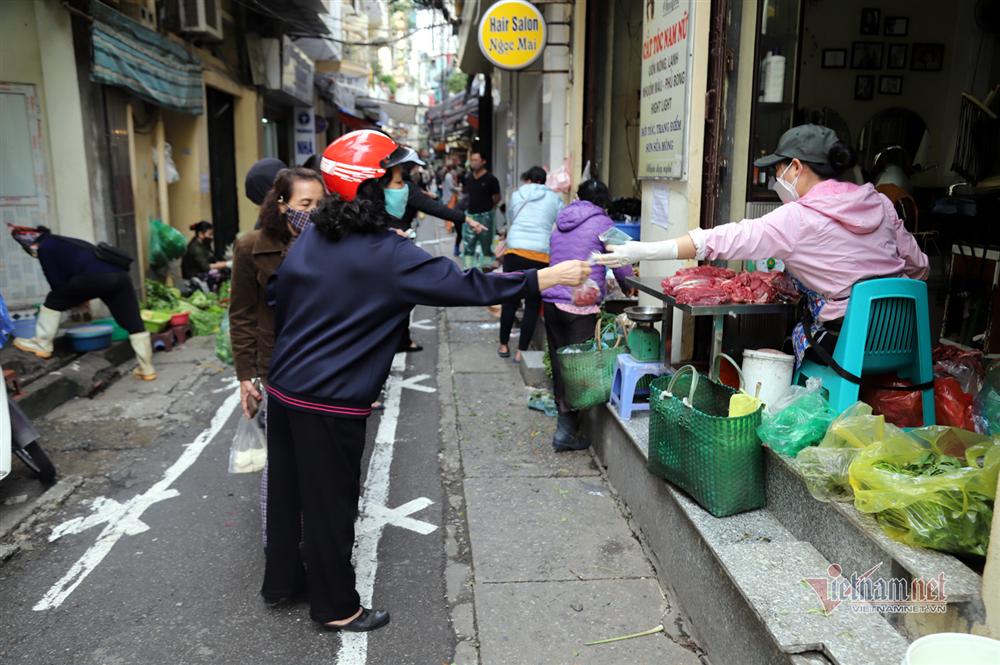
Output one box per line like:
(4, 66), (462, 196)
(321, 129), (411, 201)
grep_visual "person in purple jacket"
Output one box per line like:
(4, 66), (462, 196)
(543, 179), (634, 451)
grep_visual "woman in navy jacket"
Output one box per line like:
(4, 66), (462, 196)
(262, 137), (590, 633)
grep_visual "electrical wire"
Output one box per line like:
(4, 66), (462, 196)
(289, 22), (452, 46)
(231, 0), (330, 37)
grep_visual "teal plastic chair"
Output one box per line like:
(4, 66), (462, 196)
(795, 278), (935, 424)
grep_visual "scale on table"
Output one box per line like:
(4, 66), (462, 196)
(624, 306), (664, 362)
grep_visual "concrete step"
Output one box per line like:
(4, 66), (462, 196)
(584, 407), (911, 665)
(766, 447), (985, 639)
(517, 350), (548, 388)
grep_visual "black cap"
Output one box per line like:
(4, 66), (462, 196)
(754, 124), (839, 168)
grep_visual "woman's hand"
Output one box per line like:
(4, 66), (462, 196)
(537, 260), (592, 291)
(393, 228), (410, 238)
(595, 237), (694, 267)
(465, 216), (486, 233)
(240, 380), (262, 419)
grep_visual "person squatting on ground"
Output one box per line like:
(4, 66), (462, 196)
(498, 166), (564, 363)
(8, 225), (157, 381)
(181, 221), (231, 293)
(262, 130), (591, 632)
(543, 179), (634, 451)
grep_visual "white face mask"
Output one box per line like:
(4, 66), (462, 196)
(772, 162), (800, 204)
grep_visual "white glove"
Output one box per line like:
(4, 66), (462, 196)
(593, 240), (679, 268)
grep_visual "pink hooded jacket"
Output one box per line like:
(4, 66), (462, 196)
(689, 179), (929, 321)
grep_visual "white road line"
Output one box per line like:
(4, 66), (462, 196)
(35, 386), (241, 611)
(337, 352), (417, 663)
(415, 237), (450, 248)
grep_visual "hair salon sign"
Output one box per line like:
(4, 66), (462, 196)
(478, 0), (547, 70)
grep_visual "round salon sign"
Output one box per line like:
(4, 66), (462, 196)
(478, 0), (547, 70)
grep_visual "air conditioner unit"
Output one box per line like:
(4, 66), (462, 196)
(179, 0), (223, 41)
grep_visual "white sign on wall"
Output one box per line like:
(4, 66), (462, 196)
(294, 107), (315, 166)
(638, 0), (693, 180)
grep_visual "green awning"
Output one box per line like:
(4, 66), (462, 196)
(90, 2), (204, 115)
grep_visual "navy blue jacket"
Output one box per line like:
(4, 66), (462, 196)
(266, 226), (539, 417)
(37, 234), (125, 291)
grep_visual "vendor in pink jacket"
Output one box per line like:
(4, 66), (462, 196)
(598, 124), (929, 363)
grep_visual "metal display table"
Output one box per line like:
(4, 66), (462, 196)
(623, 276), (797, 380)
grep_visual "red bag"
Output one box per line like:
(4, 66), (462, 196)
(860, 374), (923, 428)
(860, 374), (975, 430)
(934, 376), (975, 430)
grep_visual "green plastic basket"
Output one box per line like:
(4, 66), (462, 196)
(648, 360), (765, 517)
(556, 319), (627, 411)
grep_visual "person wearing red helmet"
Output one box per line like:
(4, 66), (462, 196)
(262, 130), (591, 633)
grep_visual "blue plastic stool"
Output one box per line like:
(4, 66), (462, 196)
(795, 278), (935, 424)
(610, 353), (670, 420)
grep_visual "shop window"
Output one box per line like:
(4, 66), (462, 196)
(748, 0), (803, 201)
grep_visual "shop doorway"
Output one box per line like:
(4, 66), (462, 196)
(206, 87), (238, 257)
(0, 83), (50, 307)
(102, 88), (140, 290)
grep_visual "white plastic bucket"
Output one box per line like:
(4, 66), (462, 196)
(741, 349), (794, 407)
(903, 633), (1000, 665)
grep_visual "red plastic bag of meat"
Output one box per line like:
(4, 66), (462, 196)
(572, 278), (601, 307)
(934, 376), (976, 430)
(860, 374), (924, 428)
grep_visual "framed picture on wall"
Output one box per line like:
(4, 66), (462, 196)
(822, 49), (847, 68)
(879, 76), (903, 95)
(855, 75), (875, 100)
(911, 43), (945, 71)
(860, 8), (881, 35)
(884, 16), (909, 37)
(888, 44), (907, 69)
(852, 41), (884, 70)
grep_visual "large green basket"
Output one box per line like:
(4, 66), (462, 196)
(556, 319), (627, 411)
(648, 363), (765, 517)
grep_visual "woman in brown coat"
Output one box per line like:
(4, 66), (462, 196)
(230, 167), (325, 417)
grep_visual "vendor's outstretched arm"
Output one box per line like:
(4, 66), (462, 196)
(595, 234), (696, 268)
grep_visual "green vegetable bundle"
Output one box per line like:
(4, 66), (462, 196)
(144, 280), (181, 311)
(849, 428), (1000, 556)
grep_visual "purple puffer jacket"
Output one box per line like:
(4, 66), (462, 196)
(543, 200), (634, 305)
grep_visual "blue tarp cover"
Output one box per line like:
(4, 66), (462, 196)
(90, 2), (204, 115)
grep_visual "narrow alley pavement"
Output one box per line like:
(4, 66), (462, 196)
(0, 224), (705, 665)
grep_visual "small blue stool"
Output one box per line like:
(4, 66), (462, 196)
(610, 353), (670, 420)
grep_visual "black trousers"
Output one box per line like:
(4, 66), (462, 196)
(543, 302), (598, 413)
(263, 399), (367, 623)
(500, 253), (547, 351)
(44, 272), (144, 334)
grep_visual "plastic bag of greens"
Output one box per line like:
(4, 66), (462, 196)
(848, 427), (1000, 555)
(215, 312), (232, 365)
(229, 413), (266, 473)
(975, 361), (1000, 435)
(150, 219), (187, 261)
(757, 380), (836, 457)
(793, 403), (895, 502)
(149, 221), (167, 268)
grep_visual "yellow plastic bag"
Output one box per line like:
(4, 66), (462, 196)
(794, 403), (894, 502)
(729, 392), (763, 418)
(848, 428), (1000, 556)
